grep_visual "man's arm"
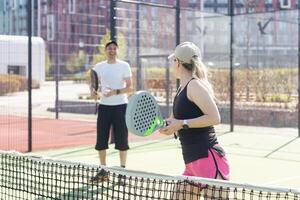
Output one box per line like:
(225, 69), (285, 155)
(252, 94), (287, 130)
(115, 76), (133, 95)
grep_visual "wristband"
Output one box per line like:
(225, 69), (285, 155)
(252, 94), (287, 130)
(116, 89), (121, 95)
(182, 119), (189, 130)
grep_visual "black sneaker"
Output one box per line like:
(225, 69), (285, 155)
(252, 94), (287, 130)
(89, 169), (109, 183)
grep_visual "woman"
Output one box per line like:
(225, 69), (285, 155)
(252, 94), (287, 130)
(159, 42), (230, 199)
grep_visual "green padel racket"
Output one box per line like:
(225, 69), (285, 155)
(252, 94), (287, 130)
(126, 91), (166, 136)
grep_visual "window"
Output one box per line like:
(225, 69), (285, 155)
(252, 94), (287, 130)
(279, 0), (291, 8)
(189, 0), (198, 7)
(42, 16), (46, 26)
(43, 4), (47, 13)
(8, 65), (25, 75)
(263, 35), (272, 45)
(0, 1), (5, 11)
(71, 24), (75, 42)
(11, 0), (16, 10)
(47, 14), (55, 41)
(19, 0), (26, 6)
(69, 0), (76, 14)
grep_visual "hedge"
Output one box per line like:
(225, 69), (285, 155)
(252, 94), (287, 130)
(0, 74), (40, 96)
(131, 67), (297, 103)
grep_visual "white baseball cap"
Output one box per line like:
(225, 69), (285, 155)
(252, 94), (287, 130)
(168, 42), (201, 64)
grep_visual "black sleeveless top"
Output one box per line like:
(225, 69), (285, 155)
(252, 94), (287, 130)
(173, 78), (222, 164)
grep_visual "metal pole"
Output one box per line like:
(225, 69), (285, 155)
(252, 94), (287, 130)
(55, 6), (59, 119)
(109, 0), (117, 144)
(37, 0), (41, 36)
(176, 0), (180, 89)
(110, 0), (116, 41)
(166, 58), (170, 115)
(27, 0), (32, 152)
(298, 0), (300, 137)
(214, 0), (218, 13)
(136, 3), (141, 90)
(229, 0), (235, 132)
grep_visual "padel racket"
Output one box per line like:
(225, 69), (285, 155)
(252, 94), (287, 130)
(90, 69), (99, 114)
(126, 91), (166, 136)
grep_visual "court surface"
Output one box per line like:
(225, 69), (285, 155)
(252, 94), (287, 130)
(31, 124), (300, 190)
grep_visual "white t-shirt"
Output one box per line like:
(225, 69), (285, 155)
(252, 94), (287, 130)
(93, 59), (132, 105)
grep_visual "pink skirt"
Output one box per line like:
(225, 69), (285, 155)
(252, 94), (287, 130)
(182, 148), (230, 180)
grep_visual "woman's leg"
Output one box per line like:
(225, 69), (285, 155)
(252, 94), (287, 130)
(173, 149), (230, 200)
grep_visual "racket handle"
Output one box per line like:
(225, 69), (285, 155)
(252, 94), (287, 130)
(165, 120), (169, 126)
(95, 103), (98, 115)
(174, 133), (178, 139)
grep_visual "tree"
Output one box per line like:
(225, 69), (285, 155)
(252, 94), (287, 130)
(45, 50), (52, 77)
(65, 51), (87, 74)
(92, 29), (127, 66)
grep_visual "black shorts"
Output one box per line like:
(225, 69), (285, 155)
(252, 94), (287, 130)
(95, 104), (129, 151)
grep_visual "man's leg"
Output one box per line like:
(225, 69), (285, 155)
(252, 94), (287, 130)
(95, 104), (112, 164)
(90, 150), (109, 183)
(112, 104), (129, 168)
(90, 105), (111, 183)
(119, 150), (127, 168)
(98, 150), (107, 166)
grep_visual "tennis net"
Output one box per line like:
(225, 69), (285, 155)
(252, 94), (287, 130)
(0, 151), (299, 200)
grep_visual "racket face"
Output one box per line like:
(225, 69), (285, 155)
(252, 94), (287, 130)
(90, 69), (99, 91)
(126, 91), (165, 136)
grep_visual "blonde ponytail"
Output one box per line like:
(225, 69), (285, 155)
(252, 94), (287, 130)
(190, 57), (215, 98)
(181, 56), (215, 98)
(191, 57), (207, 80)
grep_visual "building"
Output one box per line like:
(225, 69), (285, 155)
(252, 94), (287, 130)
(0, 0), (29, 35)
(38, 0), (110, 75)
(202, 0), (298, 68)
(0, 0), (298, 74)
(1, 0), (110, 76)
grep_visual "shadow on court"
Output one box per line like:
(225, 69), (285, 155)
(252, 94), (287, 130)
(0, 115), (166, 152)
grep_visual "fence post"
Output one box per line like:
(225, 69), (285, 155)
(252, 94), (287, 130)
(110, 0), (117, 144)
(176, 0), (180, 89)
(298, 0), (300, 137)
(27, 0), (32, 152)
(166, 58), (170, 116)
(136, 3), (141, 90)
(229, 0), (235, 132)
(110, 0), (116, 41)
(55, 10), (60, 120)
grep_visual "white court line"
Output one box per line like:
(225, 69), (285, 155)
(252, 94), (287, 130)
(263, 175), (300, 186)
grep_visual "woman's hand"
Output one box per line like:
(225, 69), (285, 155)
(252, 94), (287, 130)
(159, 118), (182, 135)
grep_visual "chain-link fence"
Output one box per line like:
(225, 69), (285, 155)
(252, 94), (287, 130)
(0, 0), (299, 152)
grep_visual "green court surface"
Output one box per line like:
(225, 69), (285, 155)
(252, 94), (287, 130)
(31, 124), (300, 190)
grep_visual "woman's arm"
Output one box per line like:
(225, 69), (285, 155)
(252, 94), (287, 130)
(185, 79), (220, 128)
(160, 79), (220, 135)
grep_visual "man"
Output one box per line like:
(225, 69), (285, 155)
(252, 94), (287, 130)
(90, 40), (133, 182)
